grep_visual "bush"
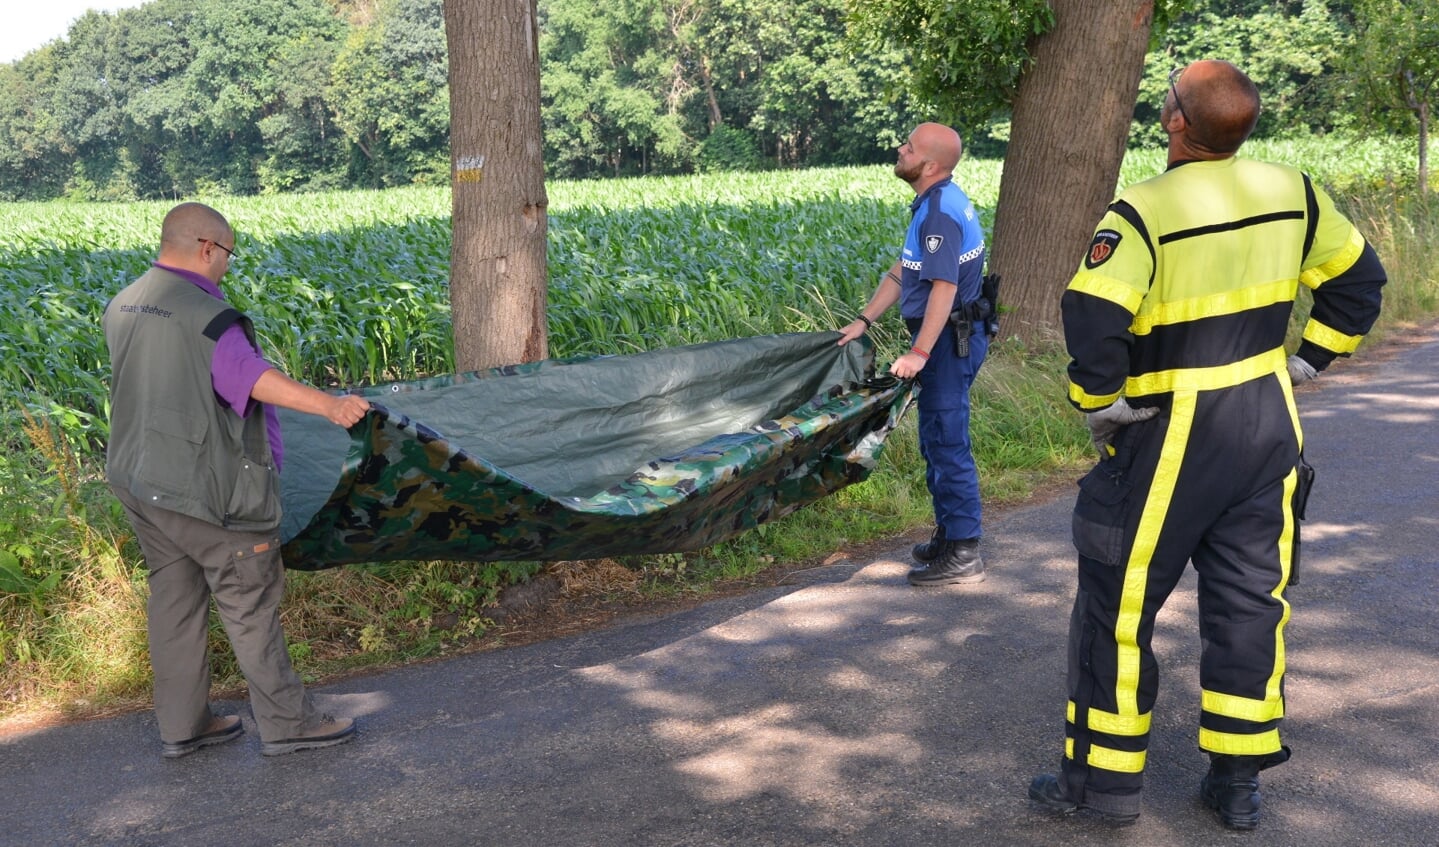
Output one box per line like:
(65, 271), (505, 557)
(697, 126), (766, 174)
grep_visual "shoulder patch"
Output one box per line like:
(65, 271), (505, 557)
(924, 235), (944, 254)
(1085, 229), (1122, 269)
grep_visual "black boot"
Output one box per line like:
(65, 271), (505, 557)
(911, 527), (945, 564)
(907, 538), (985, 585)
(1200, 747), (1290, 830)
(1028, 774), (1139, 825)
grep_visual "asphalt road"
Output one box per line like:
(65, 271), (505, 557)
(4, 325), (1438, 847)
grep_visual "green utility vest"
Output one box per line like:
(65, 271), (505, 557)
(104, 267), (281, 530)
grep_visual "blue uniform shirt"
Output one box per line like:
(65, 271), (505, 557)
(899, 177), (985, 319)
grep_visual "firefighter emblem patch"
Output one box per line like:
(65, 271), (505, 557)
(1085, 230), (1122, 268)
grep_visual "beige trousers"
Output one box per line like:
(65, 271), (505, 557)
(114, 487), (316, 743)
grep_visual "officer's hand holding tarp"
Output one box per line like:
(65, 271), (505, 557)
(1086, 398), (1159, 460)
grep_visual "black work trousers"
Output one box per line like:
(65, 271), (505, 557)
(1056, 374), (1299, 819)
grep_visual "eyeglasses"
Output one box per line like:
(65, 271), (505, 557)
(1168, 66), (1190, 124)
(197, 238), (237, 259)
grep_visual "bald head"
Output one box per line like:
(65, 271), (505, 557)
(913, 122), (963, 172)
(895, 122), (964, 193)
(156, 202), (235, 282)
(160, 202), (231, 249)
(1170, 60), (1261, 156)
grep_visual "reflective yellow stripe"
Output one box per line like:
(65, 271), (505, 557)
(1126, 348), (1286, 398)
(1068, 381), (1122, 410)
(1067, 700), (1077, 723)
(1202, 689), (1285, 723)
(1069, 272), (1146, 313)
(1087, 707), (1151, 737)
(1282, 372), (1303, 452)
(1300, 227), (1365, 289)
(1302, 318), (1363, 354)
(1065, 737), (1075, 760)
(1130, 279), (1297, 335)
(1270, 468), (1295, 701)
(1199, 727), (1283, 756)
(1088, 744), (1147, 774)
(1115, 392), (1194, 713)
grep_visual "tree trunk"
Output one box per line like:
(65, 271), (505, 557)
(1419, 97), (1429, 196)
(445, 0), (549, 371)
(1402, 68), (1429, 196)
(987, 0), (1154, 349)
(700, 55), (723, 130)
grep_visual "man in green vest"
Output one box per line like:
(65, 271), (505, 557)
(105, 202), (371, 757)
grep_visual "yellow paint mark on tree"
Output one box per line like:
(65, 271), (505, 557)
(455, 154), (486, 184)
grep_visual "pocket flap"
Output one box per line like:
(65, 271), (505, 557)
(1076, 467), (1131, 506)
(148, 410), (207, 444)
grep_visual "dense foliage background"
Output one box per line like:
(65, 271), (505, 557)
(0, 0), (1430, 200)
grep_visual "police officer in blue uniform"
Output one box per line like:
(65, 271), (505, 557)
(1028, 60), (1385, 829)
(838, 122), (989, 586)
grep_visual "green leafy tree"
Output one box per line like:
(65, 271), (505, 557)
(163, 0), (347, 193)
(1350, 0), (1437, 193)
(847, 0), (1054, 130)
(0, 49), (70, 200)
(1132, 0), (1352, 148)
(539, 0), (921, 177)
(45, 8), (141, 198)
(699, 0), (919, 166)
(538, 0), (688, 176)
(331, 0), (452, 187)
(23, 0), (350, 198)
(256, 32), (348, 192)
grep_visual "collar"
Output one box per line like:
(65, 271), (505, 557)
(153, 262), (223, 300)
(909, 176), (953, 213)
(1166, 154), (1240, 172)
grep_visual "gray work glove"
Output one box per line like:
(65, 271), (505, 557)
(1086, 397), (1159, 460)
(1287, 354), (1318, 386)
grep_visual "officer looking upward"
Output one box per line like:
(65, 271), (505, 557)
(1028, 61), (1386, 829)
(837, 122), (991, 586)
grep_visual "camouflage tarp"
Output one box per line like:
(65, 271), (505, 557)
(278, 332), (914, 569)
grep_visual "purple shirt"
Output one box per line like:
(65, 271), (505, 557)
(153, 263), (284, 471)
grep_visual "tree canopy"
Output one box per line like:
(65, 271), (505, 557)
(0, 0), (1424, 201)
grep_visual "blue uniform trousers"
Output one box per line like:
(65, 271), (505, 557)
(908, 319), (987, 540)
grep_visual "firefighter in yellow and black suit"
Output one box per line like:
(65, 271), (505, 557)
(1028, 60), (1386, 830)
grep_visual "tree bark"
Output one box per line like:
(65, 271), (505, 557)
(1401, 68), (1429, 196)
(445, 0), (549, 371)
(1420, 98), (1429, 196)
(987, 0), (1154, 349)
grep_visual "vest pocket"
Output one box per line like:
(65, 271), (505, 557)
(140, 411), (207, 495)
(225, 458), (281, 530)
(1071, 465), (1132, 566)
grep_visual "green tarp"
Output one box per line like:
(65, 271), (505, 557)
(278, 331), (914, 569)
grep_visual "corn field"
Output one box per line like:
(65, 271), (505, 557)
(0, 136), (1420, 455)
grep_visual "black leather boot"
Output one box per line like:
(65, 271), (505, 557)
(907, 538), (985, 585)
(1200, 747), (1291, 830)
(911, 527), (945, 564)
(1028, 774), (1139, 825)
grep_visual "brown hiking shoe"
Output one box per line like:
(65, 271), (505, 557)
(260, 714), (356, 757)
(161, 714), (244, 758)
